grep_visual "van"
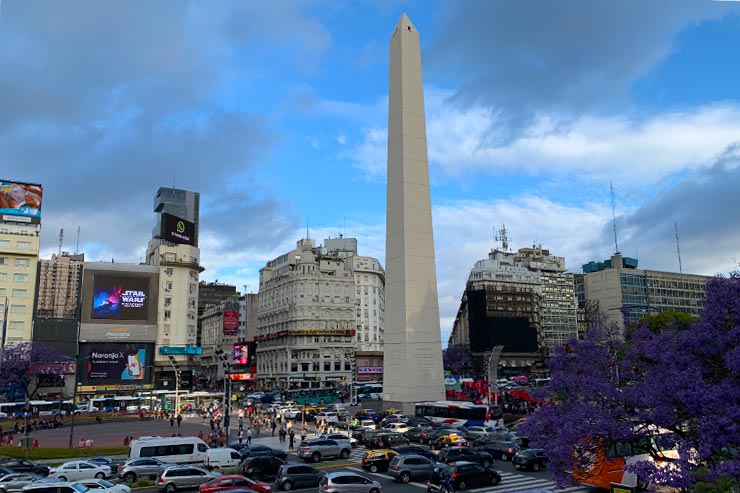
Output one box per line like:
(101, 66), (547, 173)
(129, 437), (209, 464)
(204, 448), (241, 470)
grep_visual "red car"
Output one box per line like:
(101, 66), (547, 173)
(199, 474), (272, 493)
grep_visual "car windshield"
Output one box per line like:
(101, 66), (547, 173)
(73, 485), (90, 493)
(97, 480), (115, 487)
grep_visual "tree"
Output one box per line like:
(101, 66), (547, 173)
(443, 344), (472, 375)
(0, 342), (73, 399)
(521, 273), (740, 492)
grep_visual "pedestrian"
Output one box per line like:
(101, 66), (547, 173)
(300, 428), (307, 443)
(239, 417), (244, 431)
(32, 439), (39, 448)
(124, 436), (130, 446)
(85, 437), (93, 447)
(78, 437), (85, 448)
(210, 418), (215, 431)
(246, 427), (253, 446)
(170, 416), (175, 427)
(176, 414), (182, 428)
(238, 429), (244, 445)
(271, 420), (276, 436)
(288, 428), (295, 450)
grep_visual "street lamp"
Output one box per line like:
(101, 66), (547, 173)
(215, 350), (232, 441)
(167, 356), (181, 418)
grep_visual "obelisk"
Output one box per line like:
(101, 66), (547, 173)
(383, 13), (445, 413)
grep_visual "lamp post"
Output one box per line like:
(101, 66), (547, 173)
(215, 350), (232, 442)
(167, 356), (181, 417)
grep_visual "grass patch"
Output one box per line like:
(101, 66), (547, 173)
(131, 478), (155, 488)
(0, 445), (128, 460)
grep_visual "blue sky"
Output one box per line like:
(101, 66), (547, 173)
(2, 0), (740, 343)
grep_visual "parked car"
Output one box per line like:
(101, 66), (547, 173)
(318, 472), (382, 493)
(238, 446), (287, 461)
(48, 461), (112, 481)
(0, 461), (49, 478)
(476, 440), (522, 461)
(199, 474), (272, 493)
(405, 417), (433, 428)
(296, 440), (351, 463)
(361, 450), (398, 473)
(512, 449), (548, 472)
(0, 467), (13, 478)
(422, 427), (462, 446)
(0, 474), (44, 493)
(435, 447), (492, 468)
(274, 464), (324, 491)
(320, 434), (357, 448)
(85, 459), (125, 475)
(405, 427), (434, 443)
(387, 455), (436, 483)
(22, 483), (89, 493)
(77, 479), (132, 493)
(315, 412), (340, 425)
(157, 466), (221, 493)
(430, 434), (468, 450)
(390, 445), (437, 461)
(364, 432), (409, 450)
(241, 457), (284, 480)
(118, 458), (173, 483)
(427, 462), (501, 491)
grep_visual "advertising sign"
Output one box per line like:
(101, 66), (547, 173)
(233, 344), (249, 365)
(161, 212), (195, 246)
(223, 310), (238, 335)
(84, 346), (148, 382)
(358, 366), (383, 374)
(92, 275), (150, 320)
(0, 180), (43, 223)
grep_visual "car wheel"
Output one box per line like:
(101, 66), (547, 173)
(58, 477), (67, 482)
(282, 481), (293, 491)
(340, 449), (350, 459)
(456, 480), (466, 491)
(532, 463), (541, 472)
(501, 453), (508, 461)
(369, 488), (380, 493)
(165, 483), (176, 493)
(95, 472), (106, 479)
(369, 465), (378, 473)
(312, 452), (321, 463)
(483, 460), (490, 468)
(124, 472), (136, 483)
(491, 475), (500, 486)
(400, 472), (411, 483)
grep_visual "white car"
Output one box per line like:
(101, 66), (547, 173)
(282, 408), (301, 419)
(360, 419), (376, 430)
(77, 479), (132, 493)
(49, 461), (111, 481)
(384, 422), (409, 434)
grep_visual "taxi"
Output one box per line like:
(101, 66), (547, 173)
(361, 448), (399, 473)
(432, 433), (469, 450)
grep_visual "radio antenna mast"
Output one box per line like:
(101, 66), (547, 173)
(675, 221), (683, 274)
(76, 226), (81, 254)
(610, 180), (619, 253)
(58, 228), (64, 256)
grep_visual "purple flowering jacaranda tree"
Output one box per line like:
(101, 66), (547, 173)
(0, 341), (74, 399)
(443, 344), (472, 375)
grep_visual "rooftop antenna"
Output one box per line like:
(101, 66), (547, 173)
(306, 214), (310, 240)
(675, 220), (683, 274)
(172, 175), (176, 190)
(76, 226), (80, 254)
(58, 228), (64, 256)
(610, 180), (619, 253)
(495, 224), (509, 252)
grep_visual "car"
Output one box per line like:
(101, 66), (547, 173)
(273, 464), (323, 491)
(383, 423), (409, 434)
(241, 457), (284, 480)
(427, 462), (501, 491)
(85, 459), (125, 475)
(361, 450), (398, 474)
(320, 433), (358, 448)
(315, 412), (340, 425)
(364, 432), (409, 450)
(0, 474), (44, 493)
(204, 449), (242, 470)
(118, 458), (173, 483)
(462, 426), (497, 442)
(390, 445), (438, 461)
(405, 426), (434, 443)
(435, 447), (492, 468)
(238, 446), (288, 461)
(199, 474), (272, 493)
(405, 417), (433, 428)
(0, 468), (14, 479)
(281, 409), (300, 420)
(77, 478), (132, 493)
(21, 482), (89, 493)
(318, 472), (381, 493)
(48, 461), (112, 481)
(476, 440), (522, 461)
(512, 448), (549, 472)
(157, 466), (221, 493)
(387, 454), (436, 483)
(430, 434), (468, 450)
(422, 427), (462, 446)
(0, 461), (49, 478)
(296, 439), (351, 463)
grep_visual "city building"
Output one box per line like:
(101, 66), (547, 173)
(350, 255), (385, 352)
(448, 233), (577, 376)
(238, 293), (259, 343)
(197, 281), (237, 346)
(255, 237), (365, 390)
(200, 298), (240, 382)
(575, 252), (711, 330)
(34, 252), (84, 319)
(152, 187), (200, 246)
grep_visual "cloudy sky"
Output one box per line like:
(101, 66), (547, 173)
(2, 0), (739, 344)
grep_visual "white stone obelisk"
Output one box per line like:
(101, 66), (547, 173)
(383, 13), (445, 413)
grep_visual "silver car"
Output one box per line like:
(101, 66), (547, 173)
(387, 455), (436, 483)
(0, 474), (43, 493)
(118, 458), (173, 483)
(296, 440), (351, 463)
(77, 479), (132, 493)
(319, 473), (381, 493)
(157, 466), (220, 493)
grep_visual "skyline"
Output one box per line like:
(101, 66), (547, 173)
(2, 1), (740, 344)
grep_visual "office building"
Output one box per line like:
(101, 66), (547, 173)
(35, 252), (84, 319)
(152, 187), (200, 246)
(197, 281), (237, 346)
(200, 298), (240, 381)
(0, 223), (41, 343)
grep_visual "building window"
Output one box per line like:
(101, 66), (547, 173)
(0, 289), (5, 297)
(9, 321), (24, 330)
(0, 240), (9, 248)
(0, 273), (6, 281)
(11, 289), (26, 298)
(10, 305), (25, 314)
(334, 362), (341, 371)
(165, 253), (175, 262)
(164, 296), (172, 306)
(16, 241), (31, 250)
(13, 273), (28, 282)
(164, 310), (171, 319)
(164, 268), (173, 276)
(0, 257), (7, 265)
(324, 362), (330, 371)
(15, 259), (29, 267)
(291, 363), (298, 372)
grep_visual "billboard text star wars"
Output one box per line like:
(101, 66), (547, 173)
(92, 275), (150, 320)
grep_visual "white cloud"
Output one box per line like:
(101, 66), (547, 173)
(335, 133), (346, 145)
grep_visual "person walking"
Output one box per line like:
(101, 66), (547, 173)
(176, 414), (182, 428)
(288, 428), (295, 450)
(271, 420), (276, 436)
(170, 415), (175, 427)
(300, 427), (307, 443)
(246, 427), (253, 446)
(238, 429), (244, 445)
(239, 417), (244, 431)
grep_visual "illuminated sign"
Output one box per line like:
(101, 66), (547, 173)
(223, 310), (238, 336)
(233, 344), (249, 365)
(161, 213), (195, 246)
(0, 180), (43, 224)
(92, 275), (150, 320)
(358, 366), (383, 374)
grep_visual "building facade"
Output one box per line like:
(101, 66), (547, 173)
(351, 255), (385, 352)
(576, 253), (710, 330)
(0, 222), (41, 342)
(197, 281), (237, 346)
(35, 252), (84, 319)
(200, 298), (240, 380)
(152, 187), (200, 246)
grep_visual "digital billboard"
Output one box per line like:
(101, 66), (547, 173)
(233, 344), (249, 365)
(92, 275), (150, 320)
(79, 343), (154, 384)
(161, 212), (195, 246)
(223, 310), (238, 336)
(0, 180), (43, 223)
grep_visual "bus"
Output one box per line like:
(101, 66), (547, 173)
(129, 436), (210, 464)
(357, 384), (383, 401)
(414, 401), (504, 428)
(285, 389), (339, 406)
(0, 400), (73, 419)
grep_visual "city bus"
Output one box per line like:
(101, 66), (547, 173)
(414, 401), (504, 428)
(0, 400), (73, 419)
(285, 389), (339, 406)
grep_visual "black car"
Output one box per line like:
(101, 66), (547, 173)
(512, 448), (548, 472)
(476, 440), (522, 461)
(239, 445), (288, 461)
(0, 459), (49, 477)
(364, 432), (410, 450)
(405, 417), (433, 428)
(435, 447), (492, 468)
(405, 426), (434, 443)
(242, 456), (284, 480)
(274, 464), (323, 491)
(86, 457), (125, 472)
(391, 445), (437, 461)
(428, 462), (501, 491)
